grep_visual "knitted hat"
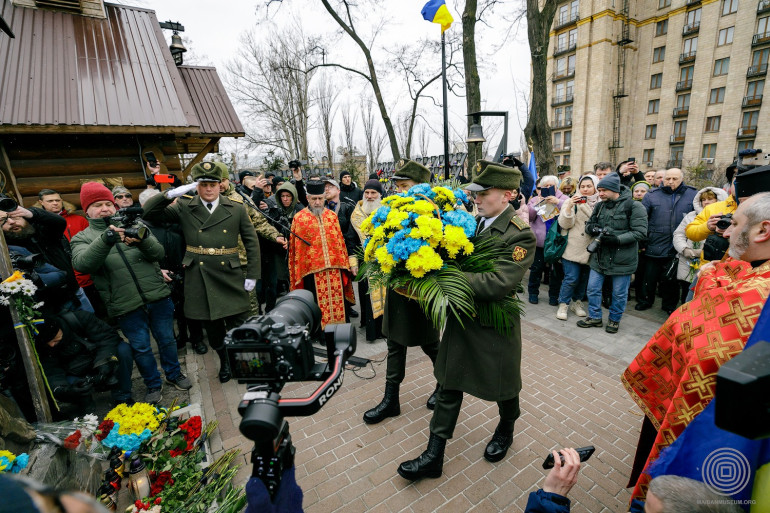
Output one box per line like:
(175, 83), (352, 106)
(238, 170), (256, 183)
(631, 181), (651, 193)
(112, 186), (131, 197)
(339, 170), (351, 179)
(597, 173), (621, 193)
(33, 317), (60, 346)
(363, 179), (384, 195)
(80, 182), (115, 212)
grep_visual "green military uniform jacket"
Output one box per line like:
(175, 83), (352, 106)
(434, 205), (536, 402)
(142, 192), (261, 321)
(382, 290), (440, 347)
(224, 183), (281, 265)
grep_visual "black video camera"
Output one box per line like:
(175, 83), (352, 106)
(715, 213), (733, 231)
(224, 290), (356, 499)
(9, 251), (40, 271)
(110, 206), (148, 241)
(587, 227), (609, 254)
(0, 193), (18, 213)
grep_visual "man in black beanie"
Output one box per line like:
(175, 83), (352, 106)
(339, 170), (363, 206)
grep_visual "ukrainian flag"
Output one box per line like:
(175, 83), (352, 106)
(422, 0), (454, 33)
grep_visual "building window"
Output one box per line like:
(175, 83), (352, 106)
(702, 144), (717, 159)
(705, 116), (721, 132)
(677, 93), (691, 110)
(709, 87), (726, 104)
(564, 131), (572, 148)
(650, 73), (663, 89)
(686, 8), (702, 26)
(683, 37), (698, 55)
(653, 46), (666, 63)
(680, 66), (694, 83)
(554, 155), (561, 166)
(645, 124), (657, 139)
(648, 99), (660, 114)
(655, 20), (668, 36)
(714, 58), (730, 76)
(738, 140), (755, 152)
(643, 149), (655, 163)
(718, 27), (734, 46)
(563, 155), (571, 166)
(753, 48), (769, 67)
(747, 80), (765, 99)
(565, 105), (573, 124)
(673, 120), (688, 137)
(759, 16), (769, 36)
(742, 110), (759, 129)
(671, 146), (684, 163)
(659, 0), (671, 8)
(722, 0), (738, 15)
(554, 132), (562, 150)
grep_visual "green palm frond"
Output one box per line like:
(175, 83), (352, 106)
(476, 295), (525, 336)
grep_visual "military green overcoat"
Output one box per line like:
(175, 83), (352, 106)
(434, 205), (536, 402)
(382, 290), (440, 347)
(142, 193), (261, 321)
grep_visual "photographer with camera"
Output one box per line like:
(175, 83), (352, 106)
(70, 182), (190, 404)
(577, 173), (647, 334)
(33, 311), (133, 413)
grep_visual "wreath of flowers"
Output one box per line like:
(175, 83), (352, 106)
(0, 450), (29, 474)
(100, 402), (163, 452)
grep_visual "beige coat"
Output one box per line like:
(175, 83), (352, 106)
(557, 202), (594, 265)
(350, 200), (385, 318)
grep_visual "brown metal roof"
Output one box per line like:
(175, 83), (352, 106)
(0, 2), (200, 133)
(177, 66), (245, 137)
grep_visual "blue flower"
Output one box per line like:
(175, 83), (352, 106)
(101, 422), (152, 452)
(408, 183), (435, 199)
(371, 206), (391, 226)
(386, 229), (427, 261)
(453, 188), (468, 204)
(443, 210), (477, 238)
(11, 453), (28, 473)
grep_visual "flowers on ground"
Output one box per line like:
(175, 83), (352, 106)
(0, 450), (29, 473)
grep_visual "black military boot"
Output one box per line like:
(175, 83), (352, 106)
(215, 349), (231, 383)
(397, 432), (446, 480)
(484, 426), (514, 462)
(426, 384), (439, 410)
(363, 382), (400, 424)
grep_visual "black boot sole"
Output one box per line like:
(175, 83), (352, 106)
(363, 406), (400, 424)
(397, 465), (442, 480)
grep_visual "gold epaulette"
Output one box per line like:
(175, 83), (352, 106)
(510, 215), (529, 230)
(182, 194), (194, 199)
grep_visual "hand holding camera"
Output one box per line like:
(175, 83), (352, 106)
(600, 233), (620, 246)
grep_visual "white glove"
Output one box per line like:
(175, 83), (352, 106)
(165, 182), (198, 199)
(683, 248), (699, 259)
(244, 279), (256, 292)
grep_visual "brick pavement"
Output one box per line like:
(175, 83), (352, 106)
(187, 298), (666, 512)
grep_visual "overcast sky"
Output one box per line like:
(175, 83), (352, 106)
(130, 0), (532, 163)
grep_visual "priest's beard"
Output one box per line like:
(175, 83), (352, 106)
(309, 206), (325, 217)
(728, 226), (750, 260)
(361, 198), (382, 216)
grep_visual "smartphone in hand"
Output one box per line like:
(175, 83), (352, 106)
(542, 446), (595, 469)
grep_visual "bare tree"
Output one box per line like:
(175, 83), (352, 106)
(226, 26), (315, 160)
(341, 102), (358, 156)
(361, 97), (387, 173)
(419, 123), (430, 158)
(314, 74), (339, 169)
(395, 112), (411, 159)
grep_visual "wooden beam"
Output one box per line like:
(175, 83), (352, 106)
(0, 141), (24, 206)
(0, 125), (201, 136)
(183, 137), (220, 177)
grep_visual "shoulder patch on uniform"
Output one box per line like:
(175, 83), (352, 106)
(510, 215), (529, 230)
(512, 246), (528, 262)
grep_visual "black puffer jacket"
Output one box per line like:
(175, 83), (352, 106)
(340, 183), (363, 206)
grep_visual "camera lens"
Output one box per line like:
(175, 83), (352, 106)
(0, 195), (18, 213)
(268, 290), (322, 336)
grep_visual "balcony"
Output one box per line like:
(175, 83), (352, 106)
(743, 94), (763, 107)
(673, 106), (690, 117)
(759, 0), (770, 15)
(551, 93), (574, 106)
(554, 145), (572, 153)
(686, 0), (701, 5)
(552, 67), (576, 81)
(676, 79), (692, 91)
(553, 41), (577, 57)
(679, 51), (696, 64)
(667, 159), (683, 168)
(682, 21), (700, 36)
(669, 134), (686, 143)
(737, 126), (758, 137)
(747, 64), (768, 77)
(554, 11), (579, 30)
(551, 118), (573, 129)
(752, 32), (770, 46)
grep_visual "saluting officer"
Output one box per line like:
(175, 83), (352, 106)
(142, 161), (261, 383)
(397, 161), (537, 480)
(363, 159), (441, 425)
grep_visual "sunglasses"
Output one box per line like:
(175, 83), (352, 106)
(114, 194), (132, 200)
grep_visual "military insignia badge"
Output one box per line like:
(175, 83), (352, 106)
(203, 162), (212, 170)
(398, 159), (405, 168)
(476, 162), (481, 173)
(512, 246), (527, 262)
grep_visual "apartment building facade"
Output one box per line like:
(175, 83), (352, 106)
(546, 0), (770, 175)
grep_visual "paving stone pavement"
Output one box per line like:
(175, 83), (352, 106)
(185, 282), (672, 513)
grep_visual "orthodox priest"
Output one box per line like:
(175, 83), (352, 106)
(288, 180), (355, 327)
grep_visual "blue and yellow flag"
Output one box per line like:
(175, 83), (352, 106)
(421, 0), (454, 33)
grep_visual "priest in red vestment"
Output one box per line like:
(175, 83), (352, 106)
(622, 190), (770, 503)
(288, 180), (356, 327)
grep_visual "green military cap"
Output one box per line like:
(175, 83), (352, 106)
(191, 161), (222, 183)
(213, 162), (231, 181)
(465, 159), (522, 191)
(392, 158), (431, 184)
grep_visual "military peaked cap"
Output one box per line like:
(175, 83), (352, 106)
(465, 159), (522, 191)
(392, 159), (431, 184)
(191, 161), (222, 183)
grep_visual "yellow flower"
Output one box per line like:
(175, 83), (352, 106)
(106, 402), (160, 435)
(405, 246), (443, 278)
(402, 200), (436, 216)
(375, 246), (397, 274)
(382, 195), (414, 209)
(2, 271), (23, 284)
(360, 215), (374, 235)
(441, 225), (474, 258)
(383, 210), (410, 230)
(0, 450), (16, 463)
(433, 186), (456, 204)
(409, 216), (443, 247)
(364, 238), (383, 262)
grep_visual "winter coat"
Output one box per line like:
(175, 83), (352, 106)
(339, 183), (363, 206)
(558, 202), (595, 265)
(672, 187), (728, 281)
(641, 183), (697, 258)
(142, 192), (261, 321)
(584, 187), (648, 276)
(528, 190), (568, 247)
(524, 490), (571, 513)
(328, 200), (360, 256)
(434, 205), (536, 401)
(70, 217), (169, 318)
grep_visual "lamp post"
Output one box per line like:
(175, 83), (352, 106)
(466, 111), (509, 169)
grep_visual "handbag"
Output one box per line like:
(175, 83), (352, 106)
(544, 219), (568, 264)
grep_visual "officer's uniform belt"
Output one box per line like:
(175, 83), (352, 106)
(186, 245), (239, 256)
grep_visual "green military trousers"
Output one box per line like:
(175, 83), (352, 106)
(429, 387), (520, 439)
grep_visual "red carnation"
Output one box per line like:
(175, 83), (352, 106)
(95, 419), (114, 441)
(63, 430), (82, 450)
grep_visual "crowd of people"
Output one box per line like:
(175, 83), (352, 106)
(1, 151), (768, 512)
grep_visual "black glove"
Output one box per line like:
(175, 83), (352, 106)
(588, 225), (604, 237)
(53, 379), (94, 402)
(101, 229), (119, 245)
(601, 233), (620, 246)
(94, 358), (119, 389)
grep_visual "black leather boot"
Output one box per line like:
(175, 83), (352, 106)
(426, 384), (439, 410)
(484, 426), (514, 462)
(397, 432), (446, 480)
(363, 381), (400, 424)
(215, 349), (231, 383)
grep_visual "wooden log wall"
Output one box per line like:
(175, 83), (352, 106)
(0, 134), (183, 209)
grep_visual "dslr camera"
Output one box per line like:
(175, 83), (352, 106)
(224, 290), (356, 499)
(0, 193), (18, 213)
(110, 206), (148, 241)
(715, 213), (733, 231)
(587, 227), (609, 254)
